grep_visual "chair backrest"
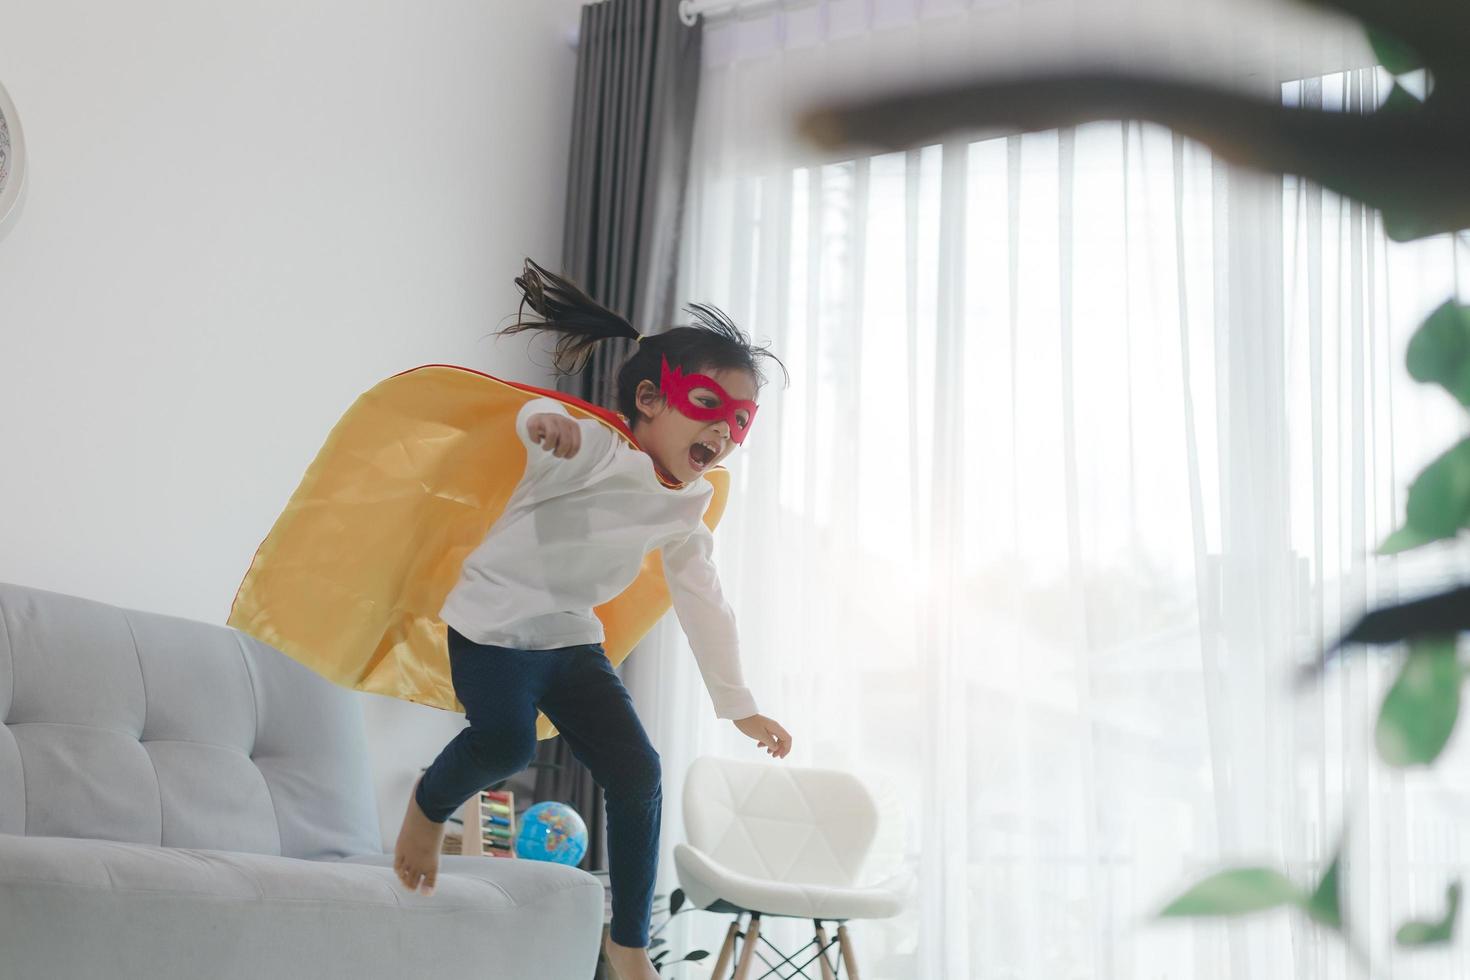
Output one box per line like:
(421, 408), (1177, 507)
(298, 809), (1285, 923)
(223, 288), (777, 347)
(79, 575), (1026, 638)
(682, 755), (880, 888)
(0, 582), (382, 860)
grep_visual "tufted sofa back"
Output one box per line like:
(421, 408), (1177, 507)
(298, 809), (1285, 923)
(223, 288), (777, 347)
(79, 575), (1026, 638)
(0, 582), (381, 860)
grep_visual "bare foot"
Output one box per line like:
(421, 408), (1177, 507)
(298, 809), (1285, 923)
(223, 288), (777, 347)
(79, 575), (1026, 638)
(603, 935), (660, 980)
(393, 777), (446, 896)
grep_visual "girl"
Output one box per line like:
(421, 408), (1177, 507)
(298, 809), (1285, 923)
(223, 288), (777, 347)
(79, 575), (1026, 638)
(394, 260), (793, 980)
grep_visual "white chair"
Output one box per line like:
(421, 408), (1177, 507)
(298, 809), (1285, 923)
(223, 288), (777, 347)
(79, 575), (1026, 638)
(674, 756), (912, 980)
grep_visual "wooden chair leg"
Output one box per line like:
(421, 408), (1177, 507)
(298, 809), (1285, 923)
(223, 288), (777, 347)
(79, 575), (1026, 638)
(813, 921), (837, 980)
(710, 919), (739, 979)
(837, 924), (861, 980)
(732, 912), (762, 980)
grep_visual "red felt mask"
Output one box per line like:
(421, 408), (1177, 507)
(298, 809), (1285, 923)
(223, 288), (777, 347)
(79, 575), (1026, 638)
(659, 356), (758, 445)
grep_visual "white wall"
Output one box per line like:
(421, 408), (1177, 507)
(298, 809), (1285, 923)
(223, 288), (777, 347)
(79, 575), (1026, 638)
(0, 0), (587, 850)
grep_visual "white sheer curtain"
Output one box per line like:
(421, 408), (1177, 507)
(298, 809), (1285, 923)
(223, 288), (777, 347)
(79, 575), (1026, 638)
(622, 2), (1470, 977)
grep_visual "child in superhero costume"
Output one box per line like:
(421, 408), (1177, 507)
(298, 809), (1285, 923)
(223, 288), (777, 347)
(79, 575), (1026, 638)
(392, 261), (791, 980)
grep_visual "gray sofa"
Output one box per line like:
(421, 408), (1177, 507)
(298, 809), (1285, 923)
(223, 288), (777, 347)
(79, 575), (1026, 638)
(0, 582), (602, 979)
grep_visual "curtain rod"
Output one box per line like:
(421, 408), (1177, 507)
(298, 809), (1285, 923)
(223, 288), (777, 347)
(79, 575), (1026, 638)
(677, 0), (784, 27)
(568, 0), (801, 46)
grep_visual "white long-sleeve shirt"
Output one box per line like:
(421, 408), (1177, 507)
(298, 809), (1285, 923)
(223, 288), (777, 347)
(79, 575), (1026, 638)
(439, 396), (759, 721)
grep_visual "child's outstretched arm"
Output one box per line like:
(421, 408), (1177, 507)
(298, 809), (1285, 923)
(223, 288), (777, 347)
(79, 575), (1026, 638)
(515, 397), (613, 479)
(526, 411), (582, 458)
(732, 713), (792, 759)
(662, 523), (792, 759)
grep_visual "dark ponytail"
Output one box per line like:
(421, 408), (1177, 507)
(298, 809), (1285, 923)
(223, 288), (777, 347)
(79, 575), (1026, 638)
(498, 258), (640, 374)
(500, 258), (788, 422)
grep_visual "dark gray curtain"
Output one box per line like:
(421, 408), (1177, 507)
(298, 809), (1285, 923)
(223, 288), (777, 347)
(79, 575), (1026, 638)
(532, 0), (704, 875)
(557, 0), (703, 408)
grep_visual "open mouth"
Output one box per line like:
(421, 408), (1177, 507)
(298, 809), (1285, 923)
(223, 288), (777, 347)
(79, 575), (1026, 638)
(688, 441), (718, 470)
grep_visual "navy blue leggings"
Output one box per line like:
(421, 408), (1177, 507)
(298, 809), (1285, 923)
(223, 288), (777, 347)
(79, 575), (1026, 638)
(416, 626), (662, 948)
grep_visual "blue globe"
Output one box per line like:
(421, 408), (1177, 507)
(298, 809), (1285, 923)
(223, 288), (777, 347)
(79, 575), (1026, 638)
(514, 801), (588, 866)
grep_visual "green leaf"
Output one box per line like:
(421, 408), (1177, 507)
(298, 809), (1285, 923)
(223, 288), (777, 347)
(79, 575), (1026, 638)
(682, 950), (711, 962)
(1406, 301), (1470, 409)
(1160, 868), (1306, 918)
(1397, 881), (1461, 946)
(1379, 84), (1423, 114)
(1402, 438), (1470, 543)
(1376, 638), (1463, 767)
(1306, 851), (1344, 930)
(669, 888), (685, 916)
(1368, 28), (1422, 76)
(1378, 522), (1441, 555)
(1382, 209), (1439, 244)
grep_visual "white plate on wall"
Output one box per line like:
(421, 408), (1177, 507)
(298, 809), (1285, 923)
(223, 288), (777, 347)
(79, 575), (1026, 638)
(0, 80), (27, 241)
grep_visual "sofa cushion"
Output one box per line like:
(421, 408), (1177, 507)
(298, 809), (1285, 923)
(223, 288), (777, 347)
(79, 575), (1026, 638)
(0, 833), (603, 980)
(0, 582), (381, 859)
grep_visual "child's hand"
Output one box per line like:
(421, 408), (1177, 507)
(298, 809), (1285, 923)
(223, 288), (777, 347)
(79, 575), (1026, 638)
(526, 413), (582, 458)
(734, 714), (792, 759)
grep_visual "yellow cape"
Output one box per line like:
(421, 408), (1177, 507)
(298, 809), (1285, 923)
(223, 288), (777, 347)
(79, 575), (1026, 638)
(227, 364), (729, 740)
